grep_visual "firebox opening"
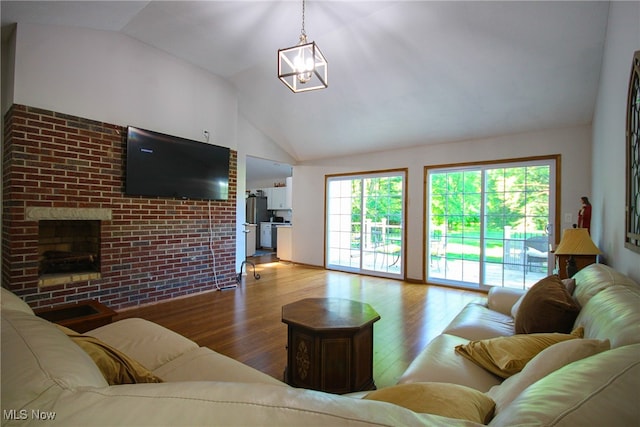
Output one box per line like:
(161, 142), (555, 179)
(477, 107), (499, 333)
(38, 220), (101, 279)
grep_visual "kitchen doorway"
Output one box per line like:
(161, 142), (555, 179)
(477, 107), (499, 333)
(245, 155), (293, 264)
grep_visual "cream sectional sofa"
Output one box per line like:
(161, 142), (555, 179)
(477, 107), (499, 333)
(2, 263), (639, 426)
(397, 263), (640, 424)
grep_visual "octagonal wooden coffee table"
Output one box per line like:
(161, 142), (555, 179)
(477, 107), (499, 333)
(282, 297), (380, 394)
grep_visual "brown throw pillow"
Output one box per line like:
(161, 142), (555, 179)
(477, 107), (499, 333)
(364, 382), (495, 424)
(57, 325), (163, 385)
(515, 275), (581, 334)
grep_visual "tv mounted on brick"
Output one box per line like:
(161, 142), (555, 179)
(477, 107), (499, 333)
(125, 126), (230, 201)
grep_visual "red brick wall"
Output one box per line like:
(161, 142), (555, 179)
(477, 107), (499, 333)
(2, 104), (237, 310)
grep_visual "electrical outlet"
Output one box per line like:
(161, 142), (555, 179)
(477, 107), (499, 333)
(564, 213), (572, 223)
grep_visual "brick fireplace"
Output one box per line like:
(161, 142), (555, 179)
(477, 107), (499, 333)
(3, 105), (238, 310)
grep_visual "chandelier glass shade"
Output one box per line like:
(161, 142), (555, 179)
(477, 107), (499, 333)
(278, 1), (327, 93)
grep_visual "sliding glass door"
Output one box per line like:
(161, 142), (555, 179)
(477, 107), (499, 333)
(326, 170), (406, 278)
(426, 158), (557, 290)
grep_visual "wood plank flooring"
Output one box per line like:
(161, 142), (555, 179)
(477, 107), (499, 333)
(115, 262), (485, 389)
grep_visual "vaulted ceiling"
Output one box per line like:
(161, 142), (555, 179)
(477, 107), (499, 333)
(1, 1), (609, 163)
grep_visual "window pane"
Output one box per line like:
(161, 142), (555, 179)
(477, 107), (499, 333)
(327, 171), (405, 278)
(427, 160), (553, 290)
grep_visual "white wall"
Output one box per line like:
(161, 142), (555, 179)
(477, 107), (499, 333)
(591, 1), (640, 281)
(293, 126), (592, 281)
(10, 23), (237, 148)
(237, 114), (296, 167)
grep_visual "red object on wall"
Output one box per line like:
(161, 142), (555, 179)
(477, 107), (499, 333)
(3, 104), (238, 310)
(578, 198), (592, 234)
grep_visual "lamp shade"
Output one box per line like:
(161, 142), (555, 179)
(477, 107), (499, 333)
(554, 228), (602, 255)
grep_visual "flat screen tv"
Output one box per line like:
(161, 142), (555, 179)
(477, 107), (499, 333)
(125, 126), (230, 200)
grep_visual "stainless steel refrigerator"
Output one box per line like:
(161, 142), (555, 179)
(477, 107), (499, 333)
(246, 196), (269, 249)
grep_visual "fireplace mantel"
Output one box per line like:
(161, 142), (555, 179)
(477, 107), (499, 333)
(26, 207), (112, 221)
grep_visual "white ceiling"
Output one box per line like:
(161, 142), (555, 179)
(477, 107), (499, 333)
(1, 1), (609, 167)
(246, 155), (292, 184)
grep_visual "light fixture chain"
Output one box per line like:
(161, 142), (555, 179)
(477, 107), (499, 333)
(301, 0), (306, 37)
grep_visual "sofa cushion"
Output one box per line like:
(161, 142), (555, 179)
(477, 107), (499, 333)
(1, 309), (108, 411)
(397, 334), (503, 392)
(443, 302), (514, 340)
(1, 287), (34, 315)
(58, 325), (163, 385)
(364, 382), (495, 423)
(37, 382), (461, 426)
(153, 346), (286, 386)
(514, 275), (580, 334)
(88, 318), (199, 371)
(487, 287), (526, 316)
(454, 328), (582, 379)
(486, 337), (610, 414)
(572, 263), (639, 307)
(489, 344), (640, 426)
(574, 285), (640, 348)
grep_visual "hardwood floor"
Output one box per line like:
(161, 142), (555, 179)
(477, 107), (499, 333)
(246, 250), (278, 265)
(115, 262), (485, 389)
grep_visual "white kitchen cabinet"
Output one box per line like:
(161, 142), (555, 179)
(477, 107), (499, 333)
(264, 188), (273, 209)
(260, 222), (273, 248)
(261, 184), (291, 210)
(268, 187), (287, 210)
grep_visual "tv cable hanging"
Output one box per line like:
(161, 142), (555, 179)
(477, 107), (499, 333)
(208, 201), (237, 291)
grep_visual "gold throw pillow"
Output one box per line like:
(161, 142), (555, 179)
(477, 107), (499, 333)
(455, 327), (583, 379)
(365, 382), (495, 424)
(57, 325), (163, 385)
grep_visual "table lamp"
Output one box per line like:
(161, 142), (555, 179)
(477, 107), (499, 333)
(554, 228), (602, 278)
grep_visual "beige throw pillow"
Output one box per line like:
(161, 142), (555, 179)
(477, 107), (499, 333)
(364, 382), (495, 424)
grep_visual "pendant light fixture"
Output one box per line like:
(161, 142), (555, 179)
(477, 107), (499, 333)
(278, 0), (328, 93)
